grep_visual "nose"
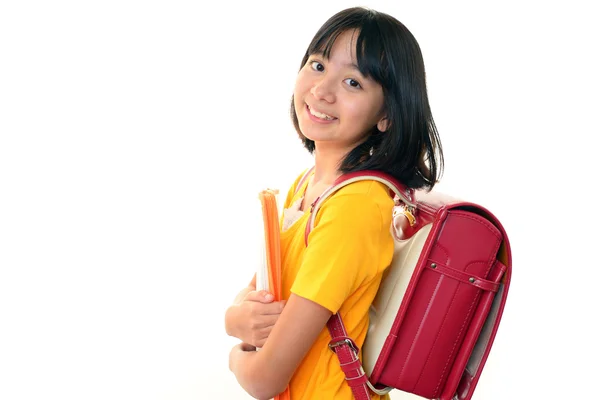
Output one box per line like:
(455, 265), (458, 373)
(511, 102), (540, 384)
(310, 77), (336, 103)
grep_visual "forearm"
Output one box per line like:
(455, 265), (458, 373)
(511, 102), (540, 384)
(229, 346), (287, 400)
(228, 294), (333, 399)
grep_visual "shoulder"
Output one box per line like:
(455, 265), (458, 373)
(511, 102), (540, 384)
(332, 180), (393, 205)
(316, 180), (394, 231)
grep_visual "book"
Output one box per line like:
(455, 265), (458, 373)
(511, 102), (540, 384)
(257, 189), (282, 300)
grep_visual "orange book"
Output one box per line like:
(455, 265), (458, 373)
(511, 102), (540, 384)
(257, 189), (290, 400)
(258, 189), (282, 299)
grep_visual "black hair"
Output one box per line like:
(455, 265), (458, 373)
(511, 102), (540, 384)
(290, 7), (444, 190)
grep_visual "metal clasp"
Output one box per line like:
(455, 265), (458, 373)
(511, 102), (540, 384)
(328, 338), (359, 354)
(402, 205), (416, 227)
(393, 204), (416, 227)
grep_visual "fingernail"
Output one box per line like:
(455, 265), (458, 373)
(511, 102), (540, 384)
(265, 293), (274, 301)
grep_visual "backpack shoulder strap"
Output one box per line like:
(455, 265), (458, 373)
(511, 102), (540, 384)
(294, 166), (315, 195)
(327, 314), (373, 400)
(304, 170), (416, 246)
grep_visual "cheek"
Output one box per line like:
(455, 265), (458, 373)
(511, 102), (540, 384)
(292, 90), (304, 117)
(294, 73), (309, 97)
(293, 75), (312, 113)
(294, 75), (305, 106)
(342, 99), (369, 121)
(341, 99), (383, 129)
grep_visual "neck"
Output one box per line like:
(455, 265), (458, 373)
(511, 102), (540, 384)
(312, 142), (352, 186)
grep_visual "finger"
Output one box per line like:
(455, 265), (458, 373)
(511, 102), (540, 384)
(255, 337), (267, 348)
(244, 290), (274, 303)
(250, 328), (272, 348)
(251, 314), (281, 329)
(257, 301), (287, 315)
(257, 326), (274, 341)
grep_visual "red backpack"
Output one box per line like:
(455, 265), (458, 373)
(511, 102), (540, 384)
(296, 167), (512, 400)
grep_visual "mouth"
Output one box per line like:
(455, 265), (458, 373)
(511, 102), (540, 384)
(306, 104), (337, 122)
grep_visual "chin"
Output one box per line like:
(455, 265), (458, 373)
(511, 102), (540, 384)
(299, 127), (325, 143)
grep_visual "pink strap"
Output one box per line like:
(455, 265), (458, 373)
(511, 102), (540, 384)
(327, 314), (372, 400)
(428, 261), (504, 292)
(294, 166), (315, 195)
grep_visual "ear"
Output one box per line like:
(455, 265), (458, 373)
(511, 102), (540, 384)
(377, 117), (389, 132)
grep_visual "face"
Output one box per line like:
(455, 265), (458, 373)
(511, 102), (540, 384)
(293, 30), (387, 152)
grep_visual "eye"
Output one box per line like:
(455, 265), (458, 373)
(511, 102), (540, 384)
(310, 61), (325, 72)
(344, 78), (362, 89)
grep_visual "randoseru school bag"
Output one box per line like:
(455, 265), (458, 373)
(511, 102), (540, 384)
(295, 167), (511, 400)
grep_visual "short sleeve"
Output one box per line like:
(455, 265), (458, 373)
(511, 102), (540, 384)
(290, 186), (392, 313)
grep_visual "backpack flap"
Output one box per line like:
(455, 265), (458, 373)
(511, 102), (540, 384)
(437, 202), (512, 400)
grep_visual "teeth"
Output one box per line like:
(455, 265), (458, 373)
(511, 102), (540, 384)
(309, 106), (334, 120)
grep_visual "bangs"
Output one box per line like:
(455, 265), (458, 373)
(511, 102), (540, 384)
(305, 13), (388, 85)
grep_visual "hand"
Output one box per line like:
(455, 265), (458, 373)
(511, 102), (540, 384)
(228, 290), (286, 348)
(228, 342), (257, 373)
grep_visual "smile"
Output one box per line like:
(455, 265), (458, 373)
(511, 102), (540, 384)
(306, 104), (337, 123)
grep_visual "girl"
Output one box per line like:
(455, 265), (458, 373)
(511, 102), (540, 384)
(225, 6), (444, 400)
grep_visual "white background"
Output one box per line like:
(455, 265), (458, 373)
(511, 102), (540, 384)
(1, 1), (598, 399)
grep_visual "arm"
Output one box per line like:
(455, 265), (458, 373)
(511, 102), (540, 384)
(229, 293), (332, 400)
(229, 184), (393, 398)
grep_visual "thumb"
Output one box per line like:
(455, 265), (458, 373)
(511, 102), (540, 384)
(246, 290), (274, 303)
(260, 291), (275, 303)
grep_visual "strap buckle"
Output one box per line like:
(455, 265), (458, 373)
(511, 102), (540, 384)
(328, 338), (358, 354)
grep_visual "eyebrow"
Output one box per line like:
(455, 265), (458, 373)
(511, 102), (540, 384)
(343, 62), (361, 72)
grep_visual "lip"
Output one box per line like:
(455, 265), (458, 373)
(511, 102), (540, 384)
(306, 104), (337, 124)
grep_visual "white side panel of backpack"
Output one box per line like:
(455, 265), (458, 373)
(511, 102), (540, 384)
(362, 223), (432, 378)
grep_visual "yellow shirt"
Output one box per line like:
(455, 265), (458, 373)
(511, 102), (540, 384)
(280, 169), (394, 400)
